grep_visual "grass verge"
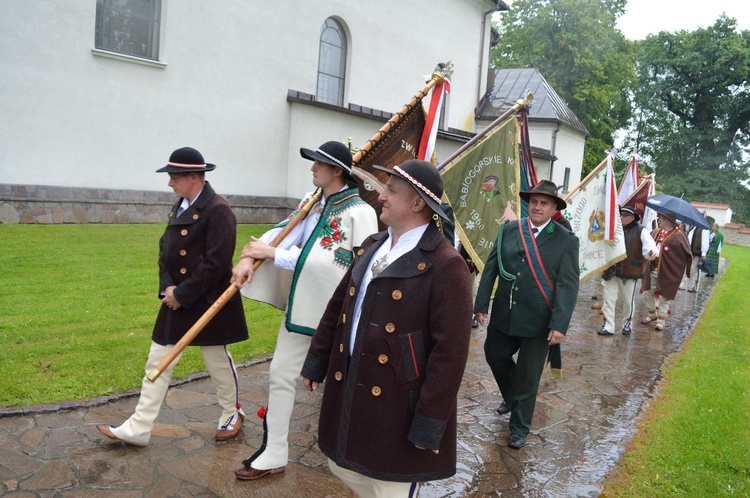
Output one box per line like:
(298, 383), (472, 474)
(601, 244), (750, 496)
(0, 224), (281, 407)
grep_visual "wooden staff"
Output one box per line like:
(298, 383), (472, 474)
(563, 154), (609, 201)
(436, 93), (534, 172)
(146, 189), (323, 382)
(352, 62), (452, 167)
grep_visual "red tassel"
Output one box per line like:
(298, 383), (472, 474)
(257, 406), (267, 419)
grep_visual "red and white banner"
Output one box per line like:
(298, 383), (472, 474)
(604, 152), (618, 241)
(418, 77), (451, 164)
(561, 154), (626, 282)
(617, 154), (640, 204)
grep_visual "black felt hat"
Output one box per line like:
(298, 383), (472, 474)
(156, 147), (216, 173)
(373, 160), (449, 220)
(620, 205), (640, 221)
(300, 141), (354, 181)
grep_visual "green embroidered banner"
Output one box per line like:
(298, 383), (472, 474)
(440, 117), (520, 273)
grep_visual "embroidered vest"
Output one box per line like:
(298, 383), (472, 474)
(616, 224), (646, 279)
(690, 227), (703, 256)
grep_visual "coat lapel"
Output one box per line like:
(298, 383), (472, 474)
(169, 182), (216, 226)
(533, 220), (557, 249)
(376, 223), (442, 279)
(351, 231), (388, 288)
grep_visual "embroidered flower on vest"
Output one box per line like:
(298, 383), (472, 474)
(319, 215), (347, 250)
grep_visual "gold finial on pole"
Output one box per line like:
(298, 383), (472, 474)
(432, 60), (454, 84)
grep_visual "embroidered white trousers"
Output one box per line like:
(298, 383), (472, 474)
(602, 277), (637, 333)
(249, 319), (311, 470)
(111, 341), (242, 446)
(328, 459), (419, 498)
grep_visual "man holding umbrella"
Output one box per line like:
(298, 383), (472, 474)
(641, 211), (692, 331)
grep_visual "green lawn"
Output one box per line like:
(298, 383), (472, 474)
(0, 224), (281, 407)
(602, 244), (750, 496)
(2, 225), (749, 494)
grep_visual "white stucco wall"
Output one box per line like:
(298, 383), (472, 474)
(690, 205), (733, 227)
(527, 122), (585, 191)
(0, 0), (497, 199)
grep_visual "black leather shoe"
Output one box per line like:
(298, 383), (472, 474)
(472, 318), (479, 329)
(496, 402), (511, 415)
(508, 433), (526, 449)
(621, 325), (632, 336)
(597, 327), (614, 336)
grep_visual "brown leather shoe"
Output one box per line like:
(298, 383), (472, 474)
(215, 413), (245, 441)
(96, 424), (121, 442)
(234, 466), (286, 480)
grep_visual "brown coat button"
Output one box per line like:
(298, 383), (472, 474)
(179, 249), (187, 256)
(192, 214), (199, 220)
(339, 344), (344, 353)
(335, 372), (343, 381)
(417, 262), (426, 271)
(357, 248), (365, 256)
(391, 290), (402, 300)
(371, 386), (382, 396)
(349, 287), (356, 297)
(181, 229), (188, 236)
(378, 354), (389, 364)
(385, 323), (396, 333)
(180, 268), (187, 275)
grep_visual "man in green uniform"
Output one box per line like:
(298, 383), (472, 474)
(474, 180), (579, 449)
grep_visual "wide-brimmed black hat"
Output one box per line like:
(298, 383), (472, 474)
(519, 180), (567, 210)
(619, 205), (640, 221)
(373, 160), (449, 220)
(300, 141), (354, 181)
(659, 211), (678, 225)
(156, 147), (216, 173)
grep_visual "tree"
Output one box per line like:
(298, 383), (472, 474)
(625, 16), (750, 223)
(492, 0), (635, 172)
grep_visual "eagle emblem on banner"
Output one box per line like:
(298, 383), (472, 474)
(588, 209), (606, 243)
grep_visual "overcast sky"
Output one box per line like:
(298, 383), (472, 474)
(617, 0), (750, 39)
(496, 0), (750, 40)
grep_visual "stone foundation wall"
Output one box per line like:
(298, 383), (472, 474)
(0, 184), (297, 225)
(721, 223), (750, 248)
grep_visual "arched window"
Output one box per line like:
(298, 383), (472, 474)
(316, 18), (347, 106)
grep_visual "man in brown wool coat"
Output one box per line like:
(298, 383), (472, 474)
(301, 159), (473, 497)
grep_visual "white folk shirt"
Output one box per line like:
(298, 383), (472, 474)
(260, 186), (347, 270)
(176, 187), (204, 216)
(349, 223), (429, 355)
(640, 226), (659, 259)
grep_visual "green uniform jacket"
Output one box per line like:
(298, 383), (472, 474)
(474, 219), (579, 337)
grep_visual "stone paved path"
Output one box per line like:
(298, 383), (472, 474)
(0, 265), (722, 497)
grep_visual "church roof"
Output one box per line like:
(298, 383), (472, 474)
(476, 68), (589, 136)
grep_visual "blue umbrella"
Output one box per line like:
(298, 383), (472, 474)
(646, 194), (711, 230)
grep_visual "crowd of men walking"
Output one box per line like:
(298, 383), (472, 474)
(94, 145), (715, 497)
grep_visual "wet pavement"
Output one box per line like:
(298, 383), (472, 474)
(0, 265), (723, 497)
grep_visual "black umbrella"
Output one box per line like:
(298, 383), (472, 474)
(646, 194), (711, 230)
